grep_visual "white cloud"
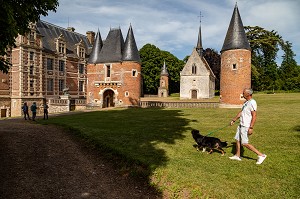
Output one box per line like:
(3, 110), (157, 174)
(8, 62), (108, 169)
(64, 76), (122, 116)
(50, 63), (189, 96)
(42, 0), (300, 63)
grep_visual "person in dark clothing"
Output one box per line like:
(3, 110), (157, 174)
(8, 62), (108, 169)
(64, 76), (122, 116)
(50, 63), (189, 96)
(31, 102), (37, 121)
(43, 102), (49, 120)
(22, 102), (30, 120)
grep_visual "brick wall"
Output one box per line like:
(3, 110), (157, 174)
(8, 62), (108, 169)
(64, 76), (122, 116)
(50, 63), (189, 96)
(220, 49), (251, 105)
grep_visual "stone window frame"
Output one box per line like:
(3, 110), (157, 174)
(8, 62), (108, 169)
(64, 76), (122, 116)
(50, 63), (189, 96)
(132, 69), (137, 77)
(125, 91), (129, 97)
(79, 63), (84, 74)
(59, 60), (65, 72)
(192, 63), (197, 74)
(47, 58), (54, 70)
(47, 78), (54, 91)
(56, 34), (66, 54)
(79, 80), (84, 92)
(59, 79), (65, 92)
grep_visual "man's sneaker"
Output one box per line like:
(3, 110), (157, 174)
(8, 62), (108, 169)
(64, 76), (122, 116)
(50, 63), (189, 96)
(256, 154), (267, 165)
(229, 155), (242, 161)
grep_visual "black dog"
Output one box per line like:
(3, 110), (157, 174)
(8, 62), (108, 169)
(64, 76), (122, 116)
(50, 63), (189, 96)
(191, 129), (227, 156)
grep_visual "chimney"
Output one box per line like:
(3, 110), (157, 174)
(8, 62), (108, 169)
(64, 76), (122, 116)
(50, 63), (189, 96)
(67, 27), (75, 32)
(86, 31), (95, 45)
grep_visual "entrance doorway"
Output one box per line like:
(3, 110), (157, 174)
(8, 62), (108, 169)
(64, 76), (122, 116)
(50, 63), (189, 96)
(191, 90), (197, 99)
(103, 89), (115, 108)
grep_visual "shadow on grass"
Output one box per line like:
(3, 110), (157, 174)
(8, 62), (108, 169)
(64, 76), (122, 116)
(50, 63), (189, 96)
(40, 108), (192, 197)
(230, 142), (256, 160)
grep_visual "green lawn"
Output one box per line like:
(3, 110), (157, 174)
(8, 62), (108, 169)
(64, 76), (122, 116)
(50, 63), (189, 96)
(39, 93), (300, 198)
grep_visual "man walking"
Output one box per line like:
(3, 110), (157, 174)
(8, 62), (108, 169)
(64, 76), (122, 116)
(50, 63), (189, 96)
(229, 88), (267, 165)
(31, 102), (37, 121)
(22, 102), (30, 120)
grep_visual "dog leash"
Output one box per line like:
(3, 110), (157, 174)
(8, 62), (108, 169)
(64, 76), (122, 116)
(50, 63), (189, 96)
(205, 123), (231, 137)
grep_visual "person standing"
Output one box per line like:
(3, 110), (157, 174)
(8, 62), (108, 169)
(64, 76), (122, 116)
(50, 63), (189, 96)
(229, 88), (267, 165)
(43, 102), (49, 120)
(22, 102), (30, 120)
(31, 102), (37, 121)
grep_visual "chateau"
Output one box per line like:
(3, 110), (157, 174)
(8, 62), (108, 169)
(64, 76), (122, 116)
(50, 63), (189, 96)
(0, 4), (250, 117)
(0, 20), (141, 117)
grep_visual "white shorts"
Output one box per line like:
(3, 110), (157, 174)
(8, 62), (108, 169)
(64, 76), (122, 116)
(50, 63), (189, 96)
(234, 125), (249, 144)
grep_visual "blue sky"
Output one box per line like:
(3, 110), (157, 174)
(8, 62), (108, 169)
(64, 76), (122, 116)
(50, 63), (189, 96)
(42, 0), (300, 64)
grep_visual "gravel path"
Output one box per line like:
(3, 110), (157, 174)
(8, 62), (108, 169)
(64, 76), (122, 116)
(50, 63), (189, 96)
(0, 118), (161, 199)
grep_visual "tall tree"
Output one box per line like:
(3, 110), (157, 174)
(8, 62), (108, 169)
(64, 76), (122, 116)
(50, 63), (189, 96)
(0, 0), (59, 73)
(245, 26), (282, 90)
(280, 41), (300, 90)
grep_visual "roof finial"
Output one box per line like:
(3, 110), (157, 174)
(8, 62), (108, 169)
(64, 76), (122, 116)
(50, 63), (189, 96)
(198, 11), (204, 27)
(196, 11), (204, 57)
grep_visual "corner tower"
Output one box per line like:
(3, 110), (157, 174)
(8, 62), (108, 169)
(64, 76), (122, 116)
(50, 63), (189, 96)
(220, 4), (251, 106)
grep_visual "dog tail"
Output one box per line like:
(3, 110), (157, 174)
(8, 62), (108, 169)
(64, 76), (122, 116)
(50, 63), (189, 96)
(221, 141), (227, 147)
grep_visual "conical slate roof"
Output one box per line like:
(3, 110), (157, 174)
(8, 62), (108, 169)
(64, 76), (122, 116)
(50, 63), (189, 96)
(161, 60), (169, 76)
(97, 28), (125, 63)
(196, 25), (203, 57)
(88, 30), (103, 64)
(122, 25), (141, 62)
(221, 4), (251, 52)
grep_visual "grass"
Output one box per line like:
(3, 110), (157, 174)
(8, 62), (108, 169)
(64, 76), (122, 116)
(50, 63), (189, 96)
(39, 93), (300, 198)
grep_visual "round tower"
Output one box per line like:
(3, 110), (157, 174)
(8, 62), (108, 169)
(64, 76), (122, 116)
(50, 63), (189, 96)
(220, 4), (251, 106)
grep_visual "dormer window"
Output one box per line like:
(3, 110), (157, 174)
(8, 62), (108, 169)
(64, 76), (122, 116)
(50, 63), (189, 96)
(79, 47), (85, 58)
(30, 31), (35, 40)
(56, 34), (66, 54)
(58, 43), (65, 53)
(76, 39), (85, 58)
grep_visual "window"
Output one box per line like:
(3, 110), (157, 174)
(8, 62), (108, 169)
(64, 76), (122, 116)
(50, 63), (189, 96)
(192, 64), (197, 74)
(59, 60), (65, 72)
(30, 31), (35, 40)
(30, 52), (34, 61)
(79, 81), (84, 92)
(79, 64), (84, 74)
(79, 47), (85, 58)
(125, 91), (129, 97)
(47, 79), (53, 91)
(132, 69), (137, 77)
(59, 79), (64, 91)
(58, 43), (65, 53)
(233, 64), (237, 70)
(47, 58), (53, 70)
(30, 80), (34, 88)
(30, 65), (34, 75)
(106, 64), (111, 77)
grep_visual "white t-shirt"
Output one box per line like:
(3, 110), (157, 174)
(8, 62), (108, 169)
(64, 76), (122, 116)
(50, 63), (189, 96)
(240, 99), (257, 127)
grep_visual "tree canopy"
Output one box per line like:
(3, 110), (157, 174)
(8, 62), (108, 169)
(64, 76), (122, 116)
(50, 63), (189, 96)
(0, 0), (59, 73)
(139, 44), (184, 94)
(245, 26), (299, 91)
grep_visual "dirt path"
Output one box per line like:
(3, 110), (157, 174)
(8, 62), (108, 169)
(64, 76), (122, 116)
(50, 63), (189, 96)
(0, 118), (161, 199)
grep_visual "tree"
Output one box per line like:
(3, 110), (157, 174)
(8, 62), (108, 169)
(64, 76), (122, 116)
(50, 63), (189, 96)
(245, 26), (283, 90)
(139, 44), (184, 94)
(279, 41), (300, 90)
(203, 48), (221, 90)
(0, 0), (59, 73)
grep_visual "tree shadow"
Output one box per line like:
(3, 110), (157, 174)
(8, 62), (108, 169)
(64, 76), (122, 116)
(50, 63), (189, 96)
(44, 108), (192, 197)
